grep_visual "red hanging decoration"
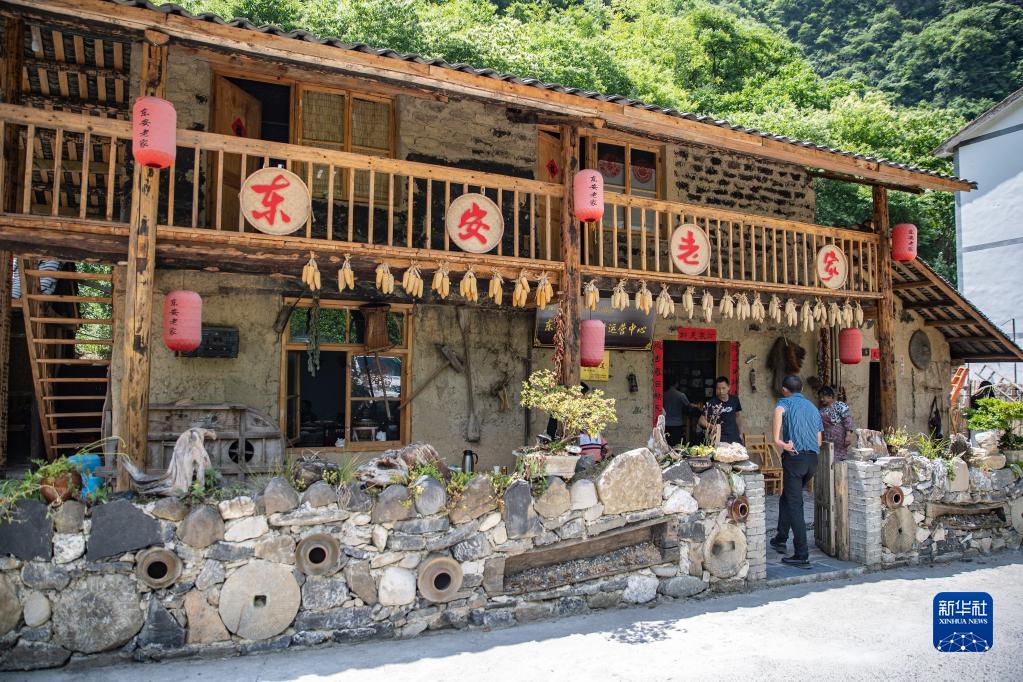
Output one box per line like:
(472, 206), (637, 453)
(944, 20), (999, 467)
(838, 327), (862, 365)
(581, 319), (605, 368)
(892, 223), (918, 262)
(573, 170), (604, 223)
(132, 96), (177, 169)
(163, 290), (202, 352)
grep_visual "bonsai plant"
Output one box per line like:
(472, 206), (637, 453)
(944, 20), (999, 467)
(965, 398), (1023, 451)
(519, 369), (618, 451)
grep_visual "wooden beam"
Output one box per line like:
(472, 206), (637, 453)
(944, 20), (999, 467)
(946, 335), (1003, 344)
(904, 298), (955, 310)
(873, 187), (896, 432)
(924, 319), (981, 329)
(559, 124), (580, 387)
(10, 0), (974, 193)
(892, 280), (930, 291)
(116, 30), (166, 490)
(0, 15), (25, 468)
(808, 169), (924, 195)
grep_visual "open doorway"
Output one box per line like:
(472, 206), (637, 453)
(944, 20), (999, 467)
(286, 350), (346, 448)
(209, 75), (291, 229)
(662, 340), (717, 444)
(867, 361), (881, 431)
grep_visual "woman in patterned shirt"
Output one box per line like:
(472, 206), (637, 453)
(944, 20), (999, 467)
(818, 386), (854, 461)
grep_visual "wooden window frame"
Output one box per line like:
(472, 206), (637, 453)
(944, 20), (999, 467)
(279, 299), (412, 454)
(583, 133), (664, 200)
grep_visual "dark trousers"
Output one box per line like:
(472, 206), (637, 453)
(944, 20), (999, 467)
(773, 450), (818, 559)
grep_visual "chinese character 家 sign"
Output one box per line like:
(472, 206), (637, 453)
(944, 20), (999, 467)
(816, 244), (848, 290)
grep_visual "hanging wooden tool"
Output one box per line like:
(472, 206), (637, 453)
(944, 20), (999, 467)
(457, 307), (481, 442)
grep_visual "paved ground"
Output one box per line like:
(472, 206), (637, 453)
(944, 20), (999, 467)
(18, 552), (1021, 682)
(764, 491), (860, 582)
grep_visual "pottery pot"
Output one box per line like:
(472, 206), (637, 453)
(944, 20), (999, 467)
(39, 471), (82, 504)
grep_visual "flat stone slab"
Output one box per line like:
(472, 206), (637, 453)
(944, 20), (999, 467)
(51, 574), (144, 654)
(87, 499), (163, 561)
(595, 448), (662, 515)
(0, 501), (52, 561)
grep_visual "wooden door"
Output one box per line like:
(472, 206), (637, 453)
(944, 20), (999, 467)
(210, 76), (262, 230)
(537, 130), (563, 259)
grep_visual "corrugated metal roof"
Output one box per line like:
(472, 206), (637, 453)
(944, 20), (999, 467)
(97, 0), (971, 188)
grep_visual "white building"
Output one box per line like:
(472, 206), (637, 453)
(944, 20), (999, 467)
(936, 86), (1023, 384)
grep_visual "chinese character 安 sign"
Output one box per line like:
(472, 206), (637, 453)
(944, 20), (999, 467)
(445, 193), (504, 254)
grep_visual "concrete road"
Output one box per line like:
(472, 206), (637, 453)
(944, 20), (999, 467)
(18, 553), (1022, 682)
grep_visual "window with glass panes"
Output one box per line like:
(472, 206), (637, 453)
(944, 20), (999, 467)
(282, 301), (410, 450)
(296, 86), (393, 203)
(582, 136), (662, 224)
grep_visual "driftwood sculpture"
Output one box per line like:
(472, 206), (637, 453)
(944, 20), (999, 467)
(767, 336), (806, 397)
(647, 414), (672, 460)
(121, 427), (216, 496)
(356, 442), (450, 488)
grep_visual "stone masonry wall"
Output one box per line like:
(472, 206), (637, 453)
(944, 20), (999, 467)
(0, 449), (764, 672)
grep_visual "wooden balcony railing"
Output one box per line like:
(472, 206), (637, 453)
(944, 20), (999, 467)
(0, 103), (880, 298)
(581, 192), (881, 298)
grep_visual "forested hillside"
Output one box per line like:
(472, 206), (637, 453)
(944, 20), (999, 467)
(178, 0), (1023, 282)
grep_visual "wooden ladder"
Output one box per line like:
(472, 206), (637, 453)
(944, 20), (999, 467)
(950, 366), (969, 405)
(19, 261), (114, 460)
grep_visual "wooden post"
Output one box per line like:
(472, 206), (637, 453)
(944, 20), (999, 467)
(117, 31), (168, 489)
(873, 186), (897, 432)
(559, 124), (580, 387)
(0, 16), (25, 468)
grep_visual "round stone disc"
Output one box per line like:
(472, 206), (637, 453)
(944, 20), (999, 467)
(703, 523), (748, 579)
(218, 560), (300, 640)
(882, 506), (915, 554)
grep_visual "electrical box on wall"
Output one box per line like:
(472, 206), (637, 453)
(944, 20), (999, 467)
(180, 326), (239, 358)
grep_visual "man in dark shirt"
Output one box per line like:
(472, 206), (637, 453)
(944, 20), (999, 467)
(698, 376), (743, 444)
(770, 374), (824, 568)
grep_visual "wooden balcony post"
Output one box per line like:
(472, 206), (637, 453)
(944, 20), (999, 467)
(873, 186), (897, 431)
(559, 124), (581, 387)
(0, 16), (25, 468)
(117, 30), (168, 489)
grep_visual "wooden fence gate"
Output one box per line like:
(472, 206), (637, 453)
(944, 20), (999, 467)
(813, 443), (836, 556)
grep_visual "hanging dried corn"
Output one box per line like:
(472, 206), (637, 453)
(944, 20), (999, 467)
(842, 299), (855, 328)
(683, 286), (696, 320)
(511, 270), (531, 307)
(854, 301), (864, 327)
(374, 263), (395, 294)
(736, 293), (751, 320)
(701, 290), (714, 323)
(301, 253), (321, 292)
(751, 294), (766, 323)
(784, 298), (798, 327)
(655, 285), (675, 319)
(828, 300), (841, 328)
(488, 270), (504, 305)
(812, 298), (826, 326)
(402, 263), (424, 299)
(719, 291), (735, 319)
(611, 279), (630, 311)
(801, 299), (814, 333)
(769, 295), (783, 324)
(635, 281), (653, 315)
(337, 254), (356, 292)
(583, 279), (600, 311)
(459, 267), (479, 303)
(535, 271), (555, 309)
(431, 263), (451, 299)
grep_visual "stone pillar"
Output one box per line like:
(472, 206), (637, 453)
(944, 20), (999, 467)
(742, 472), (767, 582)
(846, 460), (882, 566)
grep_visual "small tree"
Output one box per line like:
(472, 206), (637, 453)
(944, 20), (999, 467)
(520, 369), (617, 447)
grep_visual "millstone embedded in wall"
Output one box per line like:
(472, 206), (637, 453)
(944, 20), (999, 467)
(218, 560), (300, 640)
(135, 548), (182, 589)
(417, 556), (464, 603)
(296, 533), (341, 576)
(882, 507), (916, 554)
(703, 524), (747, 579)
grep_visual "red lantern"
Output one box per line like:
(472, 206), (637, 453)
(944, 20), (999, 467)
(892, 223), (917, 262)
(581, 319), (605, 368)
(573, 170), (604, 223)
(838, 327), (862, 365)
(132, 96), (177, 169)
(163, 290), (202, 353)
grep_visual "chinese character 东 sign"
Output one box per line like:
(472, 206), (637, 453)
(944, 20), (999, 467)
(816, 244), (848, 290)
(240, 168), (310, 235)
(669, 223), (710, 276)
(446, 193), (505, 254)
(933, 592), (993, 652)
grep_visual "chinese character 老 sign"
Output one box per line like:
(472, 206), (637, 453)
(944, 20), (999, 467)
(669, 223), (710, 275)
(445, 193), (504, 254)
(240, 167), (310, 235)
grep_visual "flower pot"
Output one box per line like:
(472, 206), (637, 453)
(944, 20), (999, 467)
(39, 471), (82, 505)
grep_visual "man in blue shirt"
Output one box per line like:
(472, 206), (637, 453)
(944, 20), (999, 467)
(770, 374), (823, 568)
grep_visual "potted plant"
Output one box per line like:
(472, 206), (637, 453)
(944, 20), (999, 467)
(966, 397), (1023, 462)
(35, 457), (82, 505)
(883, 427), (911, 456)
(518, 369), (617, 476)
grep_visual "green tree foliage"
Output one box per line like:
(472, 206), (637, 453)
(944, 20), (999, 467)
(176, 0), (1020, 283)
